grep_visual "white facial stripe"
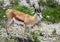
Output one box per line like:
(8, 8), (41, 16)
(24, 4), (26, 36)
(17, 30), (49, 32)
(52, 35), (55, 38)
(37, 13), (43, 21)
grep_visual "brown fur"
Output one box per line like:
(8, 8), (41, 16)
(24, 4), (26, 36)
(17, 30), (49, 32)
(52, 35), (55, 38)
(6, 9), (37, 25)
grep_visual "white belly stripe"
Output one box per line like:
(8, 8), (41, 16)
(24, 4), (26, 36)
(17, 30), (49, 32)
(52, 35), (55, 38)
(13, 17), (24, 25)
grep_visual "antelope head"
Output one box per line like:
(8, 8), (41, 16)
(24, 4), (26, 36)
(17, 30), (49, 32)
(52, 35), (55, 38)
(36, 13), (43, 22)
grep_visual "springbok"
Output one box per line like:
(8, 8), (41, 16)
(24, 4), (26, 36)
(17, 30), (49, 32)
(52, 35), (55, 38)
(5, 9), (42, 36)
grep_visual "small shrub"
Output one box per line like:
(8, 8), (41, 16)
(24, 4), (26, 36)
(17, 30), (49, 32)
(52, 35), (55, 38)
(52, 28), (56, 35)
(30, 30), (43, 42)
(13, 37), (18, 42)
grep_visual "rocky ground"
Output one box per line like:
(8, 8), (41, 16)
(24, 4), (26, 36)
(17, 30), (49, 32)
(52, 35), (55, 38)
(0, 21), (60, 42)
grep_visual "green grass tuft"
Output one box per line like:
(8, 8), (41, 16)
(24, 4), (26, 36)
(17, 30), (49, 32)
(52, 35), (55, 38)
(42, 7), (60, 23)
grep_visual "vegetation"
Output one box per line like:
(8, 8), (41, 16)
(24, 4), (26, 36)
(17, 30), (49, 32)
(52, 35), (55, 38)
(3, 30), (43, 42)
(52, 28), (56, 35)
(42, 6), (60, 23)
(4, 37), (18, 42)
(0, 0), (60, 42)
(0, 5), (34, 20)
(0, 0), (60, 23)
(10, 0), (19, 5)
(4, 38), (9, 42)
(38, 0), (46, 6)
(36, 0), (60, 23)
(38, 0), (58, 7)
(0, 7), (7, 20)
(11, 5), (34, 16)
(13, 37), (18, 42)
(0, 0), (4, 6)
(30, 30), (43, 42)
(46, 0), (58, 8)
